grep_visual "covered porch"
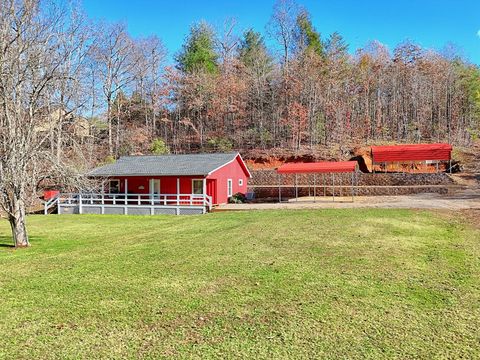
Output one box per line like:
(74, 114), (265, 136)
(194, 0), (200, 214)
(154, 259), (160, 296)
(45, 176), (213, 215)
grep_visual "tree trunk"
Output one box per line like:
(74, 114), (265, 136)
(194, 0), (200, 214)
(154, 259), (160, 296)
(107, 98), (113, 156)
(9, 197), (29, 248)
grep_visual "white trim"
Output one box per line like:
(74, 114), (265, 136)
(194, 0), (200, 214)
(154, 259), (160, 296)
(227, 178), (233, 197)
(207, 152), (252, 178)
(238, 179), (243, 186)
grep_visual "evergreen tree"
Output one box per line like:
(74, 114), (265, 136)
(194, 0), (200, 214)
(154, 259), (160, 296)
(238, 29), (273, 70)
(175, 22), (218, 74)
(294, 10), (324, 57)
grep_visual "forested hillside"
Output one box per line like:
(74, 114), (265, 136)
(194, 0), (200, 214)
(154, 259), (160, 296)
(13, 0), (480, 167)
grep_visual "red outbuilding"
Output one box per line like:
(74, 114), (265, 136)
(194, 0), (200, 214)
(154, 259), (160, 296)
(276, 161), (359, 202)
(370, 143), (452, 172)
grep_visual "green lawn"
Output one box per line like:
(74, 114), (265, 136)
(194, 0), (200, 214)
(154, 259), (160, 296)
(0, 210), (479, 359)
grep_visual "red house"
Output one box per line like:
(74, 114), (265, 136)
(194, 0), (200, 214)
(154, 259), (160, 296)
(48, 152), (248, 216)
(47, 152), (251, 216)
(93, 152), (251, 203)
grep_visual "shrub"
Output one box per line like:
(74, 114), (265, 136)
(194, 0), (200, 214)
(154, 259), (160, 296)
(207, 136), (233, 152)
(228, 192), (247, 204)
(150, 138), (170, 155)
(103, 155), (116, 164)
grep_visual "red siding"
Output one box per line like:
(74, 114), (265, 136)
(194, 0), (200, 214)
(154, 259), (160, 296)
(105, 155), (250, 206)
(110, 176), (204, 195)
(207, 155), (249, 204)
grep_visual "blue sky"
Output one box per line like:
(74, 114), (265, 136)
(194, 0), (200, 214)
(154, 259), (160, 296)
(83, 0), (480, 65)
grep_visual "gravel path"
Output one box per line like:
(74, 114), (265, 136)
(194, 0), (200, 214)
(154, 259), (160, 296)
(217, 185), (480, 211)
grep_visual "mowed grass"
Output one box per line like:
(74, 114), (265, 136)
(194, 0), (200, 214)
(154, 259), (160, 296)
(0, 210), (479, 359)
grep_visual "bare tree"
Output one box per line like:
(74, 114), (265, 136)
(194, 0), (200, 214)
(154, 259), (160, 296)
(133, 36), (167, 136)
(215, 17), (239, 71)
(91, 22), (138, 156)
(267, 0), (300, 74)
(0, 0), (88, 247)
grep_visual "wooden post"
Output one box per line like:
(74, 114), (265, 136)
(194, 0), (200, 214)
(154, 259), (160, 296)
(78, 193), (82, 214)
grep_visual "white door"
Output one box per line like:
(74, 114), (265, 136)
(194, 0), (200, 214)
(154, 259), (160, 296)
(149, 179), (160, 201)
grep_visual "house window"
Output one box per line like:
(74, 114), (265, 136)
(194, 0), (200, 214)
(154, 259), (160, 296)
(227, 179), (233, 197)
(109, 179), (120, 194)
(238, 179), (243, 186)
(192, 179), (203, 194)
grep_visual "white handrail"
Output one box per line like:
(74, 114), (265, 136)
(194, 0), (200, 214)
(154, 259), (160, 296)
(56, 193), (212, 210)
(43, 195), (59, 215)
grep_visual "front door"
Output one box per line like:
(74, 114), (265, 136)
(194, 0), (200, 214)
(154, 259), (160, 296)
(149, 179), (160, 200)
(206, 179), (217, 205)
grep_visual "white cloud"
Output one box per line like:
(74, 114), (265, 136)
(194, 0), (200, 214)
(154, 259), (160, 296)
(477, 29), (480, 38)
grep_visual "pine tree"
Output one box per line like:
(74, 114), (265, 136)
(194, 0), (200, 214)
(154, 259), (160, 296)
(176, 22), (218, 74)
(294, 10), (324, 57)
(238, 29), (273, 70)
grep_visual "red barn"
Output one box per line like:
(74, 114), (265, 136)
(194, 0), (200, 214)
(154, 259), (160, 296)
(88, 152), (251, 206)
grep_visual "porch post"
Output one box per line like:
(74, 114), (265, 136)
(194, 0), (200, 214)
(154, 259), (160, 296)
(125, 178), (128, 205)
(313, 173), (316, 203)
(149, 179), (154, 205)
(202, 178), (207, 208)
(176, 178), (180, 206)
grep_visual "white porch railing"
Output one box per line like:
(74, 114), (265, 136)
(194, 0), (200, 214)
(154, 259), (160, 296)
(43, 195), (60, 215)
(48, 193), (213, 215)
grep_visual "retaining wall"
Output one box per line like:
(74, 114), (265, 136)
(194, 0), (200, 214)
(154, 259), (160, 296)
(249, 170), (454, 198)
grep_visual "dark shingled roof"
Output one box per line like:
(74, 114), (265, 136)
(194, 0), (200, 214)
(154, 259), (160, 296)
(88, 152), (241, 177)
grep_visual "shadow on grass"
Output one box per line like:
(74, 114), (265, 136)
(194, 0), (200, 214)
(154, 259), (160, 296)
(0, 235), (42, 249)
(0, 236), (15, 248)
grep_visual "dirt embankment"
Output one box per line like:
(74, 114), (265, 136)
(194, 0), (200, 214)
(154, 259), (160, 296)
(243, 142), (475, 174)
(243, 146), (351, 170)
